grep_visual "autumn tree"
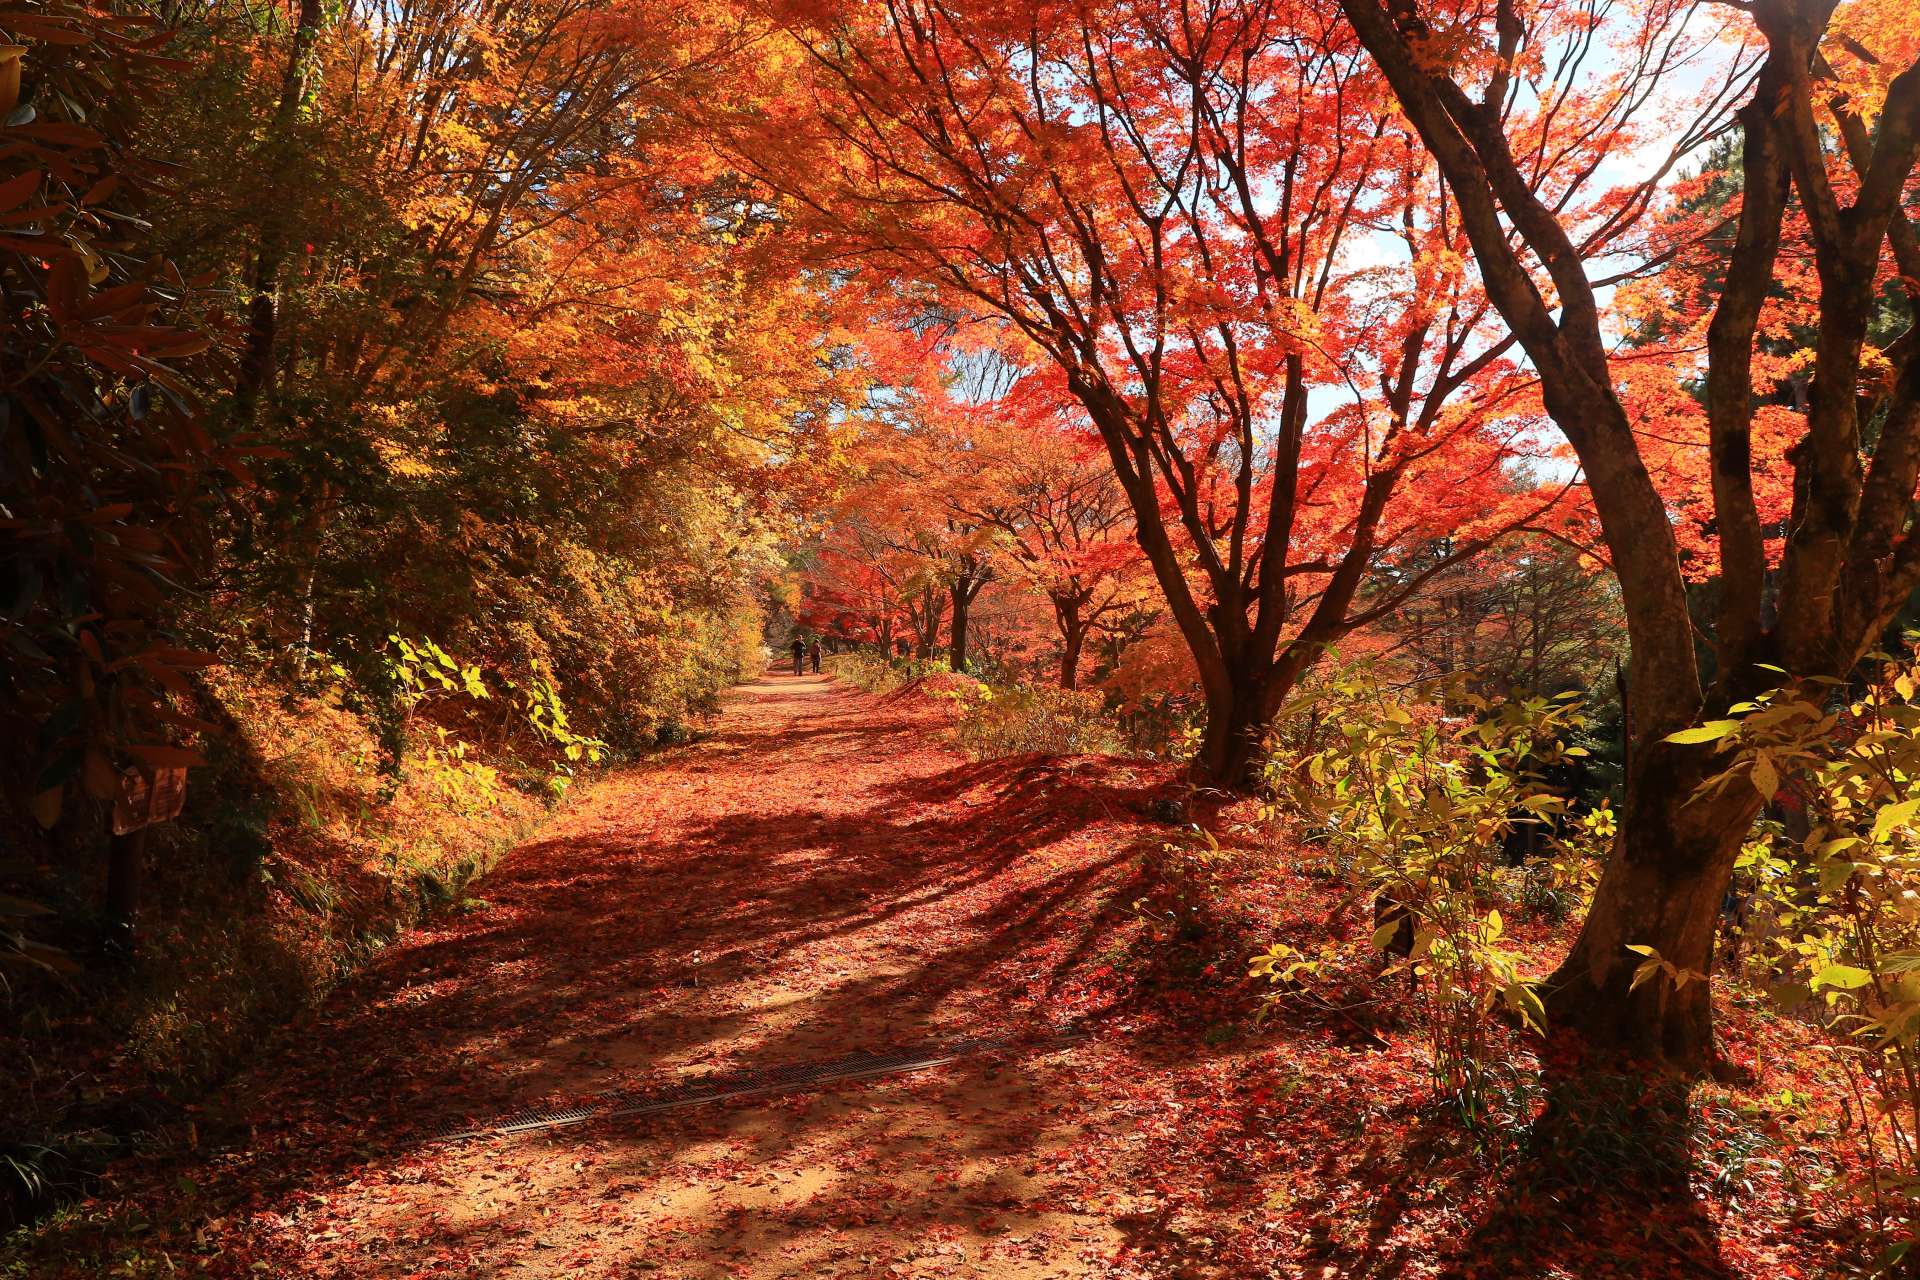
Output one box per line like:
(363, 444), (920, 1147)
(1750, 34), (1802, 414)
(136, 0), (856, 746)
(830, 324), (1015, 671)
(954, 414), (1151, 689)
(1339, 0), (1920, 1065)
(826, 455), (987, 666)
(743, 0), (1580, 785)
(805, 513), (939, 654)
(797, 527), (915, 650)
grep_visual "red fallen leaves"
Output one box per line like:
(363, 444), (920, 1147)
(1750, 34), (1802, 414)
(0, 674), (1885, 1279)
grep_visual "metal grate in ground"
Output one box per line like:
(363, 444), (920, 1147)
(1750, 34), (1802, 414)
(428, 1031), (1082, 1143)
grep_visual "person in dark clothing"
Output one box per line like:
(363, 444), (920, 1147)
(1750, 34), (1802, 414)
(790, 637), (805, 676)
(809, 639), (822, 674)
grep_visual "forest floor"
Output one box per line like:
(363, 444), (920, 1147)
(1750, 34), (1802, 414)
(7, 672), (1866, 1279)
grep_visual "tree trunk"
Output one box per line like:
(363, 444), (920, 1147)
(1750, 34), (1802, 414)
(235, 0), (324, 418)
(913, 585), (940, 659)
(949, 580), (971, 672)
(104, 827), (146, 960)
(1051, 595), (1086, 690)
(1190, 676), (1278, 790)
(1545, 741), (1761, 1069)
(1060, 624), (1084, 690)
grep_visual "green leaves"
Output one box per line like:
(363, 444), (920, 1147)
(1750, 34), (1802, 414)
(1810, 963), (1872, 993)
(1501, 979), (1546, 1032)
(1663, 720), (1741, 746)
(1248, 941), (1323, 986)
(1626, 943), (1703, 993)
(1872, 798), (1920, 844)
(1258, 661), (1594, 1119)
(385, 633), (606, 797)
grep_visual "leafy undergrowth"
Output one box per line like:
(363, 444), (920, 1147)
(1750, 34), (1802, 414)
(0, 671), (1876, 1278)
(0, 666), (565, 1232)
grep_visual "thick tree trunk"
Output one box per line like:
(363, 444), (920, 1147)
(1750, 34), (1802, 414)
(913, 585), (941, 659)
(1053, 596), (1085, 690)
(1188, 630), (1329, 789)
(103, 828), (146, 959)
(235, 259), (281, 417)
(1190, 677), (1279, 790)
(1059, 624), (1084, 690)
(949, 580), (971, 672)
(1334, 0), (1920, 1076)
(1546, 742), (1762, 1070)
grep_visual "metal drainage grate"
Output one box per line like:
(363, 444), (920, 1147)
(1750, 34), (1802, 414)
(427, 1031), (1081, 1143)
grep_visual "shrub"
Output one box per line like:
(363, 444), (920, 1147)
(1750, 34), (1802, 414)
(823, 650), (907, 693)
(0, 658), (552, 1227)
(1691, 648), (1920, 1233)
(1134, 825), (1237, 945)
(937, 680), (1122, 758)
(822, 650), (964, 693)
(1251, 669), (1606, 1127)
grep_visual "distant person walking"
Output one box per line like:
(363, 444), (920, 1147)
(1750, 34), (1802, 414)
(809, 639), (822, 674)
(790, 637), (805, 676)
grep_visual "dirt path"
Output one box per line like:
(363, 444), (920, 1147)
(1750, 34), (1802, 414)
(159, 672), (1194, 1279)
(22, 672), (1827, 1280)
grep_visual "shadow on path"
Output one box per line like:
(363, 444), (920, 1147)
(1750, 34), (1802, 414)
(42, 671), (1181, 1277)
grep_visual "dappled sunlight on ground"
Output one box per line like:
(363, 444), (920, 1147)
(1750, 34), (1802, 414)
(14, 672), (1862, 1278)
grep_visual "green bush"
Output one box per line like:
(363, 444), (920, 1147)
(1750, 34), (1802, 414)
(1689, 646), (1920, 1231)
(823, 650), (909, 692)
(939, 680), (1123, 758)
(1251, 667), (1607, 1128)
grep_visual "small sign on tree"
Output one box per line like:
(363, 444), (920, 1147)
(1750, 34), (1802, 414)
(112, 767), (188, 836)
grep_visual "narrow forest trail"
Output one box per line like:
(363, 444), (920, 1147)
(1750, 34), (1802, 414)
(152, 672), (1194, 1279)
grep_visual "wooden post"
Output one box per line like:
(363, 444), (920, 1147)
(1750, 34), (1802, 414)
(105, 764), (186, 960)
(104, 827), (147, 959)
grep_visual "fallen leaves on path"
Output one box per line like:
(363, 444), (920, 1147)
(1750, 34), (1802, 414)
(10, 672), (1867, 1279)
